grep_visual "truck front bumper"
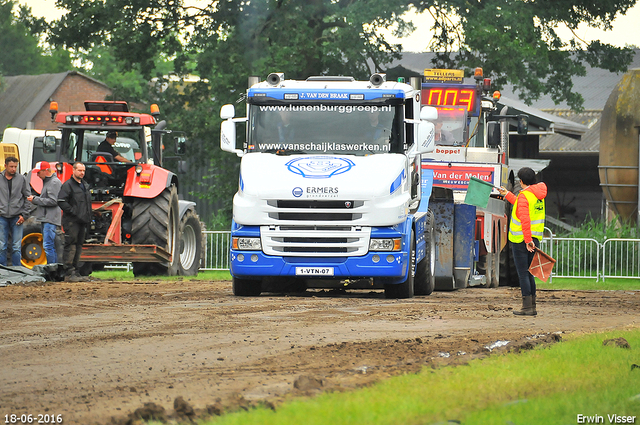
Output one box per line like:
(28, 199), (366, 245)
(230, 251), (408, 283)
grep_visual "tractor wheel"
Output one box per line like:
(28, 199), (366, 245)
(384, 229), (415, 299)
(179, 209), (204, 276)
(415, 211), (436, 295)
(21, 222), (46, 269)
(131, 186), (180, 277)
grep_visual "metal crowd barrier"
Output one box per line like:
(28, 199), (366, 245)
(108, 230), (640, 281)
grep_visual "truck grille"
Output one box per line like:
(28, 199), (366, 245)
(266, 199), (365, 222)
(261, 225), (370, 257)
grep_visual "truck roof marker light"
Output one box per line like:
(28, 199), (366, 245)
(49, 101), (58, 121)
(350, 94), (364, 100)
(284, 93), (298, 100)
(397, 77), (405, 83)
(493, 91), (501, 101)
(135, 165), (143, 175)
(474, 67), (483, 80)
(483, 78), (491, 91)
(150, 104), (160, 118)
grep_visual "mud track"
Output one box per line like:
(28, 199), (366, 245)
(1, 280), (638, 424)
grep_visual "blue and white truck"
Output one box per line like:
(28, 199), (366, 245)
(219, 70), (518, 297)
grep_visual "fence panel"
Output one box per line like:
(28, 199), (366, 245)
(202, 231), (231, 270)
(540, 237), (600, 280)
(102, 232), (640, 280)
(602, 238), (640, 280)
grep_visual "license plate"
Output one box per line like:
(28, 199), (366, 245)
(295, 267), (334, 276)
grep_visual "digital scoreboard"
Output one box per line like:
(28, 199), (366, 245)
(421, 84), (480, 117)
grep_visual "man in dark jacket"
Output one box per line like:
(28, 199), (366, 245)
(28, 161), (63, 264)
(0, 156), (31, 266)
(58, 162), (92, 280)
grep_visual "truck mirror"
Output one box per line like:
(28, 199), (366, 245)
(416, 121), (436, 154)
(220, 104), (235, 119)
(43, 136), (56, 153)
(517, 114), (528, 135)
(420, 106), (438, 121)
(221, 120), (243, 156)
(487, 122), (500, 147)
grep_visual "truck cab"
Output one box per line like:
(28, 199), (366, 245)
(221, 73), (439, 298)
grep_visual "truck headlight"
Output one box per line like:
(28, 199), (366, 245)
(369, 238), (402, 252)
(232, 237), (262, 250)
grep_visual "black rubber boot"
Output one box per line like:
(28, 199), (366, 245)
(514, 295), (536, 316)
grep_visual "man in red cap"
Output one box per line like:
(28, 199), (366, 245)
(28, 161), (62, 264)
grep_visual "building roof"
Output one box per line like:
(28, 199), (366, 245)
(0, 71), (109, 131)
(497, 96), (589, 139)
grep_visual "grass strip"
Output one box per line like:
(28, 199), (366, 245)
(203, 329), (640, 425)
(91, 270), (232, 281)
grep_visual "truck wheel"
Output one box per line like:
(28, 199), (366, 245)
(415, 211), (435, 295)
(233, 277), (262, 296)
(179, 209), (204, 276)
(21, 222), (46, 269)
(131, 186), (180, 277)
(384, 229), (415, 299)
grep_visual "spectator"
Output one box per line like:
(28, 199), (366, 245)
(58, 162), (92, 281)
(28, 161), (63, 264)
(0, 156), (31, 267)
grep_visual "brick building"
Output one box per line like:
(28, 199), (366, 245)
(0, 71), (112, 131)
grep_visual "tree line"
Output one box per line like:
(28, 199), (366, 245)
(0, 0), (637, 227)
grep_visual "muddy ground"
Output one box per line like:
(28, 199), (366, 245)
(1, 279), (638, 424)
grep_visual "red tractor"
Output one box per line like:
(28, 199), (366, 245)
(34, 100), (204, 276)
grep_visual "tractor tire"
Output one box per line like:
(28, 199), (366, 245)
(384, 229), (415, 299)
(131, 186), (180, 277)
(178, 209), (204, 276)
(415, 211), (436, 296)
(21, 221), (46, 269)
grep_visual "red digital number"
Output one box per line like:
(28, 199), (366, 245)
(424, 87), (476, 114)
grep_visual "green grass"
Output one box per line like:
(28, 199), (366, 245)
(91, 269), (232, 281)
(537, 277), (640, 291)
(199, 329), (640, 425)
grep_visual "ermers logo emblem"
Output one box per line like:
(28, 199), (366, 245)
(286, 156), (354, 179)
(345, 201), (352, 209)
(292, 187), (303, 197)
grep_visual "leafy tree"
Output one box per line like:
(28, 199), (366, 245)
(48, 0), (638, 224)
(415, 0), (637, 110)
(0, 0), (71, 76)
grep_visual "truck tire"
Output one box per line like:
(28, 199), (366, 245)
(415, 211), (436, 295)
(131, 186), (180, 277)
(21, 222), (46, 269)
(233, 277), (262, 296)
(384, 229), (415, 299)
(178, 209), (204, 276)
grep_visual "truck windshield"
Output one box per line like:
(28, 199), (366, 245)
(247, 104), (398, 155)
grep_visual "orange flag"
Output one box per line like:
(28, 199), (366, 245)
(529, 247), (556, 282)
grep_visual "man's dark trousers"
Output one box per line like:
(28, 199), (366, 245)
(63, 220), (86, 273)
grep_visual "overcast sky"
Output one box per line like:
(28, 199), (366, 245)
(19, 0), (640, 52)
